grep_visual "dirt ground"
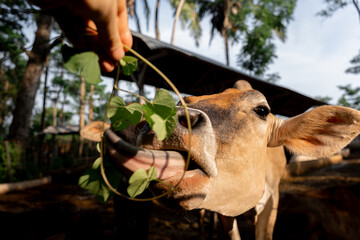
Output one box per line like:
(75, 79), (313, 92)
(274, 158), (360, 240)
(1, 158), (360, 240)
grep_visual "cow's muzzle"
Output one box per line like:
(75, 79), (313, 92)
(137, 107), (218, 178)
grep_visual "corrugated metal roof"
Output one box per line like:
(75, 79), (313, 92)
(113, 32), (325, 117)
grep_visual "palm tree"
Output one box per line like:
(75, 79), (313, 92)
(197, 0), (296, 74)
(155, 0), (161, 39)
(197, 0), (232, 65)
(127, 0), (150, 33)
(169, 0), (201, 46)
(170, 0), (186, 45)
(222, 0), (231, 66)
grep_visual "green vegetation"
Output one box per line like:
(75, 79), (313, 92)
(79, 156), (122, 203)
(127, 166), (157, 198)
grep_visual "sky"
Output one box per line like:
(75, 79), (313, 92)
(127, 0), (360, 104)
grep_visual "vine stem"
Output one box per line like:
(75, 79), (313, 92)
(99, 63), (174, 201)
(113, 85), (151, 104)
(123, 44), (193, 176)
(99, 45), (193, 201)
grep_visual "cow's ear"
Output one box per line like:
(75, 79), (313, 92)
(233, 80), (253, 91)
(80, 121), (110, 142)
(268, 105), (360, 158)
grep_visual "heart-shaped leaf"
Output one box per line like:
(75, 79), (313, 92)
(108, 96), (143, 131)
(143, 89), (177, 140)
(79, 157), (122, 203)
(127, 166), (158, 198)
(119, 56), (138, 76)
(62, 45), (102, 85)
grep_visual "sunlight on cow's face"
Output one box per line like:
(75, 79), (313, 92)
(137, 88), (272, 216)
(84, 80), (360, 219)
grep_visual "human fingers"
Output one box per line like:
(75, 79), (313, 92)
(54, 12), (116, 72)
(91, 0), (130, 62)
(85, 20), (118, 72)
(117, 0), (133, 50)
(45, 0), (132, 72)
(52, 8), (91, 49)
(98, 53), (117, 72)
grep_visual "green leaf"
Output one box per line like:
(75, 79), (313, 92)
(127, 166), (158, 198)
(143, 89), (177, 140)
(78, 169), (105, 200)
(92, 157), (101, 169)
(150, 114), (167, 140)
(119, 56), (138, 75)
(107, 96), (143, 131)
(78, 157), (122, 203)
(147, 166), (158, 181)
(152, 89), (177, 107)
(62, 45), (102, 85)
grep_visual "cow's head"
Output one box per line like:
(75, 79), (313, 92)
(82, 81), (360, 216)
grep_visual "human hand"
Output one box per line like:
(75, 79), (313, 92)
(30, 0), (133, 72)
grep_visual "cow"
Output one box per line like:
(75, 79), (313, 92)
(81, 80), (360, 240)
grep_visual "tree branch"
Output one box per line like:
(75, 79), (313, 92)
(352, 0), (360, 24)
(49, 35), (64, 50)
(21, 46), (34, 58)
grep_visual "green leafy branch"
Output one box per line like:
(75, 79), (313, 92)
(62, 44), (192, 201)
(107, 89), (177, 141)
(78, 144), (122, 202)
(127, 166), (157, 198)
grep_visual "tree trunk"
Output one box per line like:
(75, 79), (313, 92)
(5, 141), (12, 182)
(39, 56), (50, 177)
(88, 84), (94, 123)
(40, 56), (49, 130)
(127, 0), (135, 16)
(52, 89), (62, 127)
(0, 67), (9, 133)
(78, 76), (86, 160)
(131, 65), (146, 105)
(8, 15), (53, 141)
(52, 99), (57, 126)
(58, 68), (66, 126)
(155, 0), (161, 40)
(129, 0), (142, 33)
(59, 92), (67, 126)
(170, 0), (186, 45)
(79, 76), (86, 130)
(352, 0), (360, 23)
(224, 35), (229, 66)
(222, 0), (231, 66)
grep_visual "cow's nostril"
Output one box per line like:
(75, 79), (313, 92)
(178, 112), (202, 129)
(179, 116), (188, 128)
(140, 123), (151, 134)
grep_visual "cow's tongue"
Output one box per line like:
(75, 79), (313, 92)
(104, 129), (186, 180)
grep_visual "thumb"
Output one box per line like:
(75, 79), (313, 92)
(94, 1), (127, 61)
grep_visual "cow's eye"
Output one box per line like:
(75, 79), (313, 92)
(253, 106), (270, 120)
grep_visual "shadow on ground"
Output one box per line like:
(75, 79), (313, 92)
(1, 158), (360, 239)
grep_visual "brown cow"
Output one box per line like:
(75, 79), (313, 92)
(82, 81), (360, 239)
